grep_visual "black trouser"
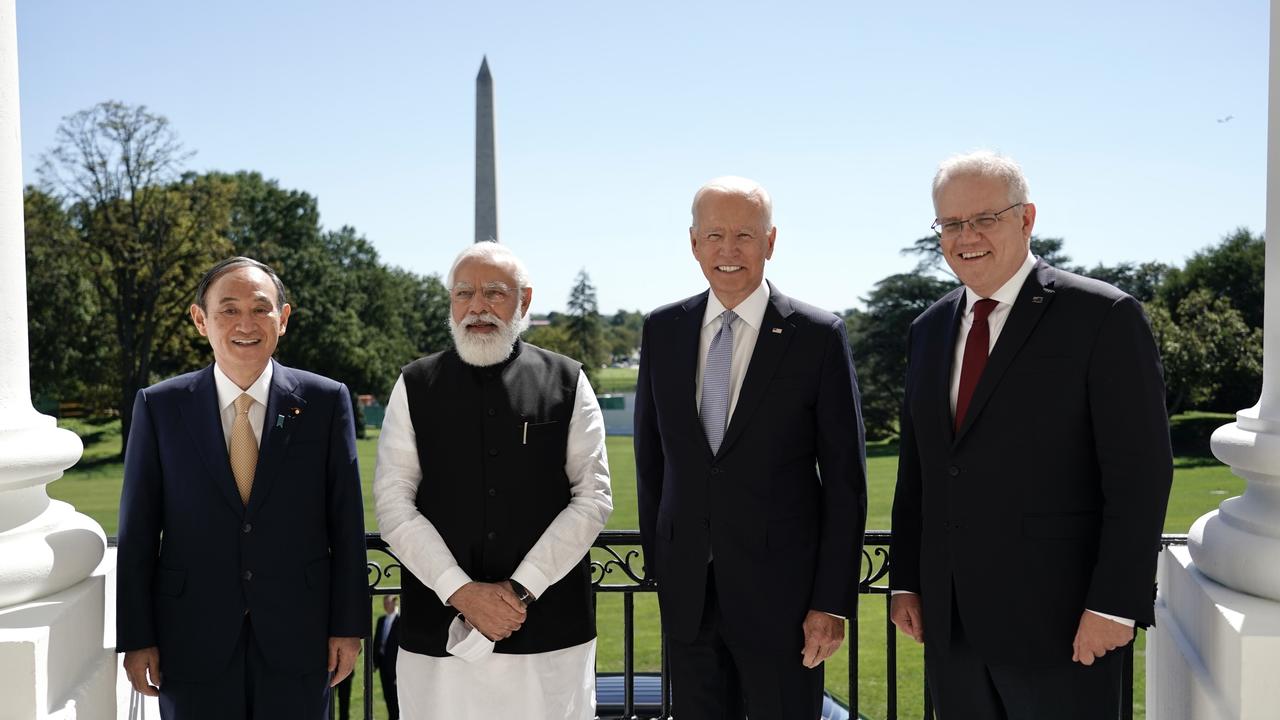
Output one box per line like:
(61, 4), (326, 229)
(926, 589), (1124, 720)
(379, 668), (399, 720)
(667, 566), (823, 720)
(158, 615), (331, 720)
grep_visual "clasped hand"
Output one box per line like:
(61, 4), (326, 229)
(448, 581), (527, 641)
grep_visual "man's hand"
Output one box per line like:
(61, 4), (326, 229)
(890, 593), (925, 644)
(1072, 611), (1133, 666)
(800, 611), (845, 669)
(327, 637), (362, 687)
(448, 581), (527, 641)
(123, 647), (163, 697)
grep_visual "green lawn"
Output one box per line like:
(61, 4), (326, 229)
(50, 416), (1241, 719)
(595, 366), (639, 394)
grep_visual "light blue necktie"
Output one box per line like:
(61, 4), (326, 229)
(700, 309), (737, 454)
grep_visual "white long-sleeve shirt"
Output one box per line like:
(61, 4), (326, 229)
(374, 368), (613, 605)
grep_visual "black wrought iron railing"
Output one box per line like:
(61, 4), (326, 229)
(113, 531), (1189, 720)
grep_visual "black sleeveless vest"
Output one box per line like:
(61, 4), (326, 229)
(397, 340), (596, 656)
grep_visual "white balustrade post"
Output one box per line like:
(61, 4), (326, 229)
(1148, 3), (1280, 718)
(0, 1), (115, 716)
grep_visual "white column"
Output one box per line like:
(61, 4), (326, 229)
(1150, 2), (1280, 717)
(0, 1), (115, 717)
(1187, 0), (1280, 604)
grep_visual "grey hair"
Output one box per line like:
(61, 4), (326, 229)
(446, 241), (531, 291)
(932, 151), (1031, 211)
(691, 176), (774, 229)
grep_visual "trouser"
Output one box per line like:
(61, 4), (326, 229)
(667, 566), (824, 720)
(158, 615), (331, 720)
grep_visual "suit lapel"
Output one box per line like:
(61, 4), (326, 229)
(178, 365), (246, 518)
(674, 293), (713, 457)
(717, 284), (796, 459)
(954, 261), (1057, 443)
(247, 360), (306, 518)
(935, 290), (966, 442)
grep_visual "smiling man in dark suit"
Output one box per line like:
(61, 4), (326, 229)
(116, 257), (368, 719)
(889, 152), (1173, 719)
(635, 176), (867, 718)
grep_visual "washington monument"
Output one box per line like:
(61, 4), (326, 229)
(475, 56), (497, 243)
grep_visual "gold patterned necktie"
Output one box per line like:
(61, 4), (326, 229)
(229, 393), (257, 505)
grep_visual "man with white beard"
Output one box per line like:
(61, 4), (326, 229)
(374, 242), (613, 719)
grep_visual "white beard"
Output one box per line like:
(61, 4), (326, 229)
(450, 305), (527, 367)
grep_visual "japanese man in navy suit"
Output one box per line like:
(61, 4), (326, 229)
(116, 257), (369, 719)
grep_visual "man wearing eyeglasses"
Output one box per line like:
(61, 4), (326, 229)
(889, 151), (1173, 719)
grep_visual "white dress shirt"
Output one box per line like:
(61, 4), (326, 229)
(212, 361), (273, 449)
(373, 365), (611, 719)
(899, 252), (1133, 628)
(695, 279), (770, 421)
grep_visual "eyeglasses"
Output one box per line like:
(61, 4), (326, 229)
(931, 203), (1024, 239)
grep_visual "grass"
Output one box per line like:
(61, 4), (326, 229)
(49, 416), (1242, 719)
(595, 367), (639, 394)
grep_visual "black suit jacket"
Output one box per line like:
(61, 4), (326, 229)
(635, 283), (867, 650)
(374, 612), (399, 678)
(116, 360), (369, 679)
(890, 260), (1173, 665)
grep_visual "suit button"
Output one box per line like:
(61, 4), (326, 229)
(242, 523), (252, 533)
(710, 467), (722, 476)
(487, 531), (497, 541)
(948, 465), (960, 477)
(487, 408), (496, 416)
(488, 448), (499, 457)
(243, 570), (253, 581)
(488, 488), (497, 497)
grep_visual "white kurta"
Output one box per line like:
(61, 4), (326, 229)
(374, 366), (612, 720)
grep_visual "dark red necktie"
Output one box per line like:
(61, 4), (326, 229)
(954, 298), (998, 431)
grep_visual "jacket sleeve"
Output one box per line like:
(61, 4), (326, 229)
(633, 315), (664, 580)
(1083, 296), (1173, 626)
(890, 324), (924, 595)
(808, 317), (869, 617)
(116, 389), (163, 651)
(326, 383), (369, 638)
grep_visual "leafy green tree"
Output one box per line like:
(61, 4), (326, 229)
(1148, 290), (1262, 414)
(847, 272), (957, 439)
(24, 187), (114, 410)
(1159, 228), (1264, 329)
(1078, 261), (1172, 303)
(38, 101), (233, 455)
(564, 269), (608, 388)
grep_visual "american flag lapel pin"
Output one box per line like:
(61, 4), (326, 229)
(771, 327), (783, 334)
(1032, 296), (1044, 304)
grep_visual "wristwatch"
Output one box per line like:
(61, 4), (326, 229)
(509, 579), (535, 607)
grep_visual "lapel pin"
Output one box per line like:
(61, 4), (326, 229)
(291, 407), (302, 416)
(1031, 296), (1044, 304)
(275, 415), (285, 429)
(771, 327), (783, 334)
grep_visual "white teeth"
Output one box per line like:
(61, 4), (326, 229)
(960, 252), (989, 260)
(232, 339), (259, 345)
(717, 266), (742, 272)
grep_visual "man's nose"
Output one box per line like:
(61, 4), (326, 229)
(467, 294), (489, 315)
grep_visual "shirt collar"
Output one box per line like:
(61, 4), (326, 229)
(703, 279), (770, 331)
(213, 360), (274, 412)
(963, 251), (1037, 314)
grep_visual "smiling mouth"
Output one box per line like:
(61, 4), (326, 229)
(231, 339), (261, 346)
(958, 251), (990, 260)
(716, 265), (744, 272)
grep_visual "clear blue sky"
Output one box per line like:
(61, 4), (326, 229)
(15, 0), (1269, 315)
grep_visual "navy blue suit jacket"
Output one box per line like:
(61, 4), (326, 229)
(890, 261), (1173, 665)
(116, 360), (368, 679)
(634, 283), (868, 650)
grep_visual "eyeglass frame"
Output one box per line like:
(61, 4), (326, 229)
(931, 202), (1025, 239)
